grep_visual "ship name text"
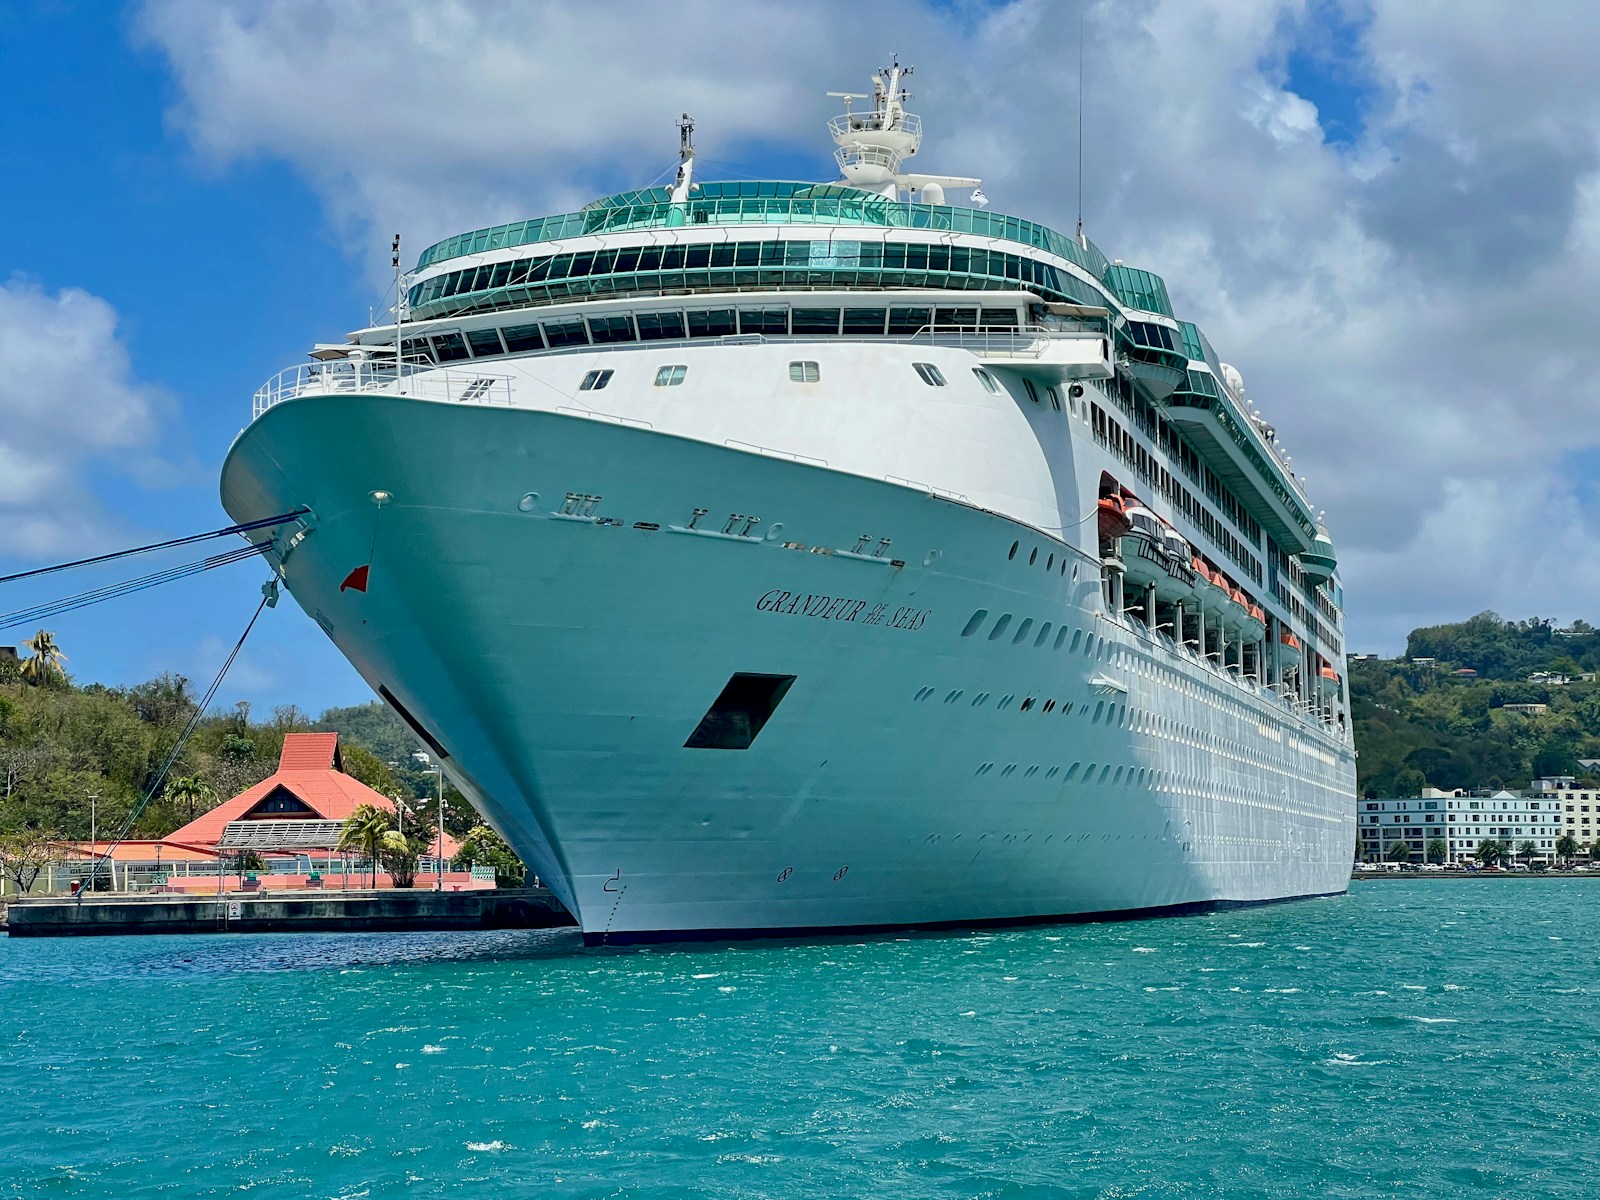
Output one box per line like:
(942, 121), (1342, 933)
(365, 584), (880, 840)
(756, 588), (929, 631)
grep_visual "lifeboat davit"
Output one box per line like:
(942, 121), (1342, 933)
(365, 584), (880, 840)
(1097, 493), (1132, 542)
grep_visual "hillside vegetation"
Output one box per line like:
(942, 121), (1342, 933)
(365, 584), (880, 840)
(1352, 612), (1600, 796)
(0, 648), (478, 842)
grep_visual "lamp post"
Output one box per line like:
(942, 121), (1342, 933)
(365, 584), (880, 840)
(432, 764), (445, 892)
(88, 791), (99, 894)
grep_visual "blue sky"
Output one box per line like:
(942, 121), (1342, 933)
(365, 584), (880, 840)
(4, 0), (1600, 715)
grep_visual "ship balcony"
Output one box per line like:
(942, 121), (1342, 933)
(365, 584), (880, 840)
(251, 359), (515, 421)
(909, 324), (1112, 382)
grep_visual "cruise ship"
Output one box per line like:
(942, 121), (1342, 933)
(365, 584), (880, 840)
(221, 63), (1357, 942)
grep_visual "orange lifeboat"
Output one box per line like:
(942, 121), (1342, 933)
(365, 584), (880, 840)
(1319, 666), (1341, 682)
(1238, 598), (1267, 641)
(1097, 493), (1132, 541)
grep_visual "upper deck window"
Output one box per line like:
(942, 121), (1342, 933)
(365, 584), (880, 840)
(588, 315), (636, 343)
(792, 309), (841, 335)
(888, 307), (932, 336)
(843, 308), (888, 334)
(544, 318), (589, 348)
(688, 309), (736, 337)
(501, 324), (544, 353)
(637, 312), (687, 341)
(579, 369), (613, 391)
(467, 329), (505, 357)
(913, 363), (947, 387)
(788, 361), (820, 383)
(972, 368), (1000, 394)
(935, 307), (978, 329)
(430, 332), (469, 362)
(739, 308), (788, 336)
(654, 365), (688, 387)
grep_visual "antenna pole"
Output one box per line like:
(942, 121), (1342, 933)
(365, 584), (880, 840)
(1076, 7), (1086, 247)
(392, 233), (405, 391)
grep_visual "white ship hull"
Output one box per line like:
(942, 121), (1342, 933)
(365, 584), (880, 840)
(222, 387), (1355, 942)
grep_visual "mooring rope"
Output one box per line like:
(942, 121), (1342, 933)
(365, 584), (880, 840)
(81, 589), (273, 898)
(0, 543), (271, 631)
(0, 508), (306, 587)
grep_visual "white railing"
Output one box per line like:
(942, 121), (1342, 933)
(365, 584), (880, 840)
(252, 361), (515, 420)
(906, 324), (1103, 359)
(828, 111), (922, 140)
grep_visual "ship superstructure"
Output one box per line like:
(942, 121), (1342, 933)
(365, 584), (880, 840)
(223, 63), (1356, 941)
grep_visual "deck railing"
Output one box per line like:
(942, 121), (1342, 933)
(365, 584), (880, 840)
(252, 361), (515, 420)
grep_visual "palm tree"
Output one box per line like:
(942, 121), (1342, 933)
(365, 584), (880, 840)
(1474, 838), (1505, 867)
(19, 629), (66, 685)
(1517, 839), (1538, 867)
(1386, 838), (1412, 863)
(165, 775), (212, 824)
(337, 803), (405, 888)
(1425, 837), (1448, 865)
(1555, 834), (1578, 867)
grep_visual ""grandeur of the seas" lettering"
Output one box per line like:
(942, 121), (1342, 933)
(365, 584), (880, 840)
(756, 589), (929, 631)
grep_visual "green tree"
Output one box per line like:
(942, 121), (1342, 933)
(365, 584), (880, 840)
(164, 774), (212, 824)
(452, 825), (526, 887)
(336, 803), (409, 888)
(19, 630), (67, 686)
(1474, 838), (1505, 867)
(1555, 834), (1578, 865)
(1425, 837), (1448, 865)
(1387, 838), (1412, 863)
(1517, 839), (1537, 865)
(0, 830), (69, 894)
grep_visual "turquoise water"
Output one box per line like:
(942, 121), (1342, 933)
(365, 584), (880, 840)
(3, 881), (1597, 1199)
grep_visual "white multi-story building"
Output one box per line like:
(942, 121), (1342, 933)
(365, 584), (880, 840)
(1358, 791), (1562, 863)
(1532, 782), (1599, 851)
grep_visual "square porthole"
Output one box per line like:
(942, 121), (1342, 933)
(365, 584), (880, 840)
(579, 369), (613, 391)
(654, 364), (688, 387)
(684, 673), (797, 749)
(788, 361), (820, 383)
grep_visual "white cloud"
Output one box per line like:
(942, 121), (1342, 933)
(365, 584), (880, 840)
(136, 0), (1600, 650)
(0, 280), (166, 558)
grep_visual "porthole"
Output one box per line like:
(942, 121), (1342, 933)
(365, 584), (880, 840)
(788, 360), (820, 383)
(961, 609), (988, 638)
(1029, 547), (1038, 566)
(1046, 553), (1054, 571)
(1012, 617), (1034, 645)
(1066, 762), (1081, 780)
(1070, 630), (1082, 653)
(1043, 699), (1056, 713)
(972, 367), (1000, 394)
(1054, 627), (1069, 650)
(1008, 540), (1018, 560)
(1035, 622), (1053, 648)
(988, 614), (1013, 641)
(1020, 697), (1036, 712)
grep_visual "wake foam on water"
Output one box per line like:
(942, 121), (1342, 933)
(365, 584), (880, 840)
(1327, 1052), (1391, 1067)
(1403, 1016), (1459, 1024)
(466, 1141), (508, 1152)
(421, 1045), (445, 1054)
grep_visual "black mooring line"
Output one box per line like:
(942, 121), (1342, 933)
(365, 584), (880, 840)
(0, 509), (306, 587)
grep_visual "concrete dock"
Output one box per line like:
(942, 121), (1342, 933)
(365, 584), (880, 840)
(3, 887), (574, 937)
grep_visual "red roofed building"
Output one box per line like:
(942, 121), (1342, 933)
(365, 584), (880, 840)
(60, 733), (480, 894)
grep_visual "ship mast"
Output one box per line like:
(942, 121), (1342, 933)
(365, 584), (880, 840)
(827, 57), (981, 204)
(670, 113), (696, 204)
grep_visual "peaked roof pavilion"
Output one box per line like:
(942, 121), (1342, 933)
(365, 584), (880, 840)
(165, 732), (460, 857)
